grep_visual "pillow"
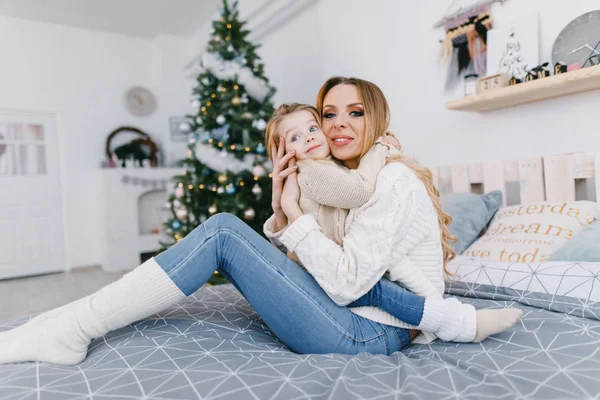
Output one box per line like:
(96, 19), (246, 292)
(441, 190), (502, 254)
(549, 220), (600, 262)
(463, 201), (600, 263)
(446, 255), (600, 320)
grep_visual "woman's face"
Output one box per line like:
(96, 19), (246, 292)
(321, 84), (366, 169)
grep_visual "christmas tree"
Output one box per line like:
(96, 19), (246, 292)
(161, 0), (276, 284)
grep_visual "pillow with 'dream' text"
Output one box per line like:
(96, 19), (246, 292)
(463, 201), (600, 263)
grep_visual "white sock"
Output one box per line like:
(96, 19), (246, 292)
(0, 258), (185, 365)
(418, 296), (477, 342)
(473, 309), (523, 342)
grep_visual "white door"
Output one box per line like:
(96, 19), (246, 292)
(0, 111), (66, 279)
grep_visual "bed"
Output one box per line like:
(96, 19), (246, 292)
(1, 257), (599, 399)
(1, 151), (600, 399)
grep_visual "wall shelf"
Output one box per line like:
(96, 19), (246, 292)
(446, 64), (600, 112)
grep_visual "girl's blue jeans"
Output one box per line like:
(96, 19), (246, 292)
(155, 213), (427, 356)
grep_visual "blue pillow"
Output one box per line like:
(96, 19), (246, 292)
(441, 191), (503, 254)
(549, 221), (600, 262)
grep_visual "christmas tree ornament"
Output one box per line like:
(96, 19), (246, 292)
(243, 208), (256, 220)
(210, 123), (230, 141)
(179, 122), (191, 133)
(252, 119), (267, 130)
(216, 115), (226, 125)
(232, 96), (241, 105)
(173, 199), (181, 208)
(199, 214), (207, 223)
(226, 185), (236, 195)
(208, 204), (218, 215)
(242, 112), (253, 119)
(256, 143), (266, 154)
(252, 184), (262, 196)
(227, 44), (234, 52)
(217, 186), (225, 194)
(218, 173), (228, 184)
(201, 77), (209, 85)
(171, 220), (182, 230)
(252, 165), (266, 177)
(176, 208), (188, 219)
(214, 35), (221, 42)
(175, 186), (185, 198)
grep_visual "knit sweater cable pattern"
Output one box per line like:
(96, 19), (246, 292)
(264, 162), (445, 344)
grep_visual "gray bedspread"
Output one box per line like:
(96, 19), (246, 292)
(1, 282), (599, 399)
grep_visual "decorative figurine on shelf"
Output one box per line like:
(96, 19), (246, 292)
(554, 62), (568, 75)
(531, 62), (551, 79)
(509, 76), (522, 86)
(524, 71), (538, 82)
(464, 74), (479, 97)
(477, 73), (509, 93)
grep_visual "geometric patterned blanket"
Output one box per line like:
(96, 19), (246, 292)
(1, 259), (599, 399)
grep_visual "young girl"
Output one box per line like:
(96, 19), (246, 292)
(265, 103), (399, 261)
(264, 102), (523, 344)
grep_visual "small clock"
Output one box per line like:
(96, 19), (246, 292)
(552, 11), (600, 66)
(124, 86), (157, 117)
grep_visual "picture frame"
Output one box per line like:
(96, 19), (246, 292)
(169, 116), (192, 142)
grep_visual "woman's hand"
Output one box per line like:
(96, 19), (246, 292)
(280, 157), (304, 223)
(271, 137), (298, 231)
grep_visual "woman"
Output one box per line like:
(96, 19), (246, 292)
(0, 78), (520, 366)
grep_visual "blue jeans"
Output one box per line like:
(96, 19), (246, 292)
(155, 213), (426, 356)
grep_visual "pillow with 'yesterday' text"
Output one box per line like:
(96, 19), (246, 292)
(463, 201), (600, 263)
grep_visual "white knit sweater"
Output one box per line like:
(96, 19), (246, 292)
(264, 162), (445, 344)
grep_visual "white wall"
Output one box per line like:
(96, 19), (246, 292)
(6, 0), (596, 269)
(0, 16), (190, 269)
(315, 0), (600, 166)
(256, 3), (323, 105)
(183, 0), (323, 106)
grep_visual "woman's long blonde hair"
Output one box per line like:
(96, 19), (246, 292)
(264, 103), (321, 160)
(317, 77), (457, 273)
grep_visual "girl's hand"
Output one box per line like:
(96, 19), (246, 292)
(377, 132), (402, 151)
(271, 137), (298, 231)
(280, 157), (303, 223)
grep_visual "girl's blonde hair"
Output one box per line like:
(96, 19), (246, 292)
(317, 77), (457, 273)
(265, 103), (320, 160)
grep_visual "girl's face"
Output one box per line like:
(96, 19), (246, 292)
(278, 110), (330, 161)
(321, 84), (366, 169)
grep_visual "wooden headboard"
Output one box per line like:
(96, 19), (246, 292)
(430, 152), (600, 206)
